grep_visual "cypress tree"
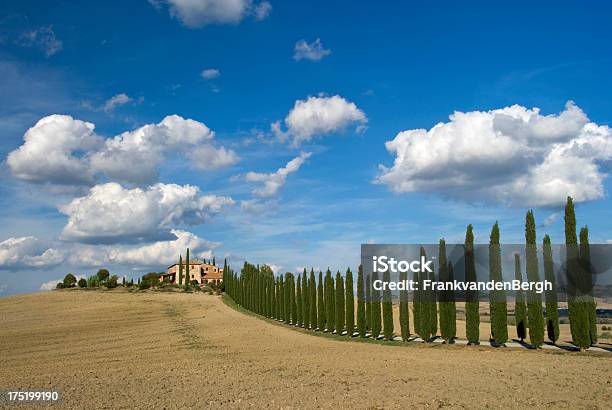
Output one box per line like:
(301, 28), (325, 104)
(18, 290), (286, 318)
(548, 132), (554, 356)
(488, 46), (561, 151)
(448, 262), (457, 341)
(324, 269), (335, 332)
(439, 239), (454, 343)
(543, 235), (559, 343)
(309, 269), (317, 329)
(514, 254), (527, 342)
(302, 269), (309, 329)
(489, 223), (508, 345)
(335, 271), (345, 334)
(525, 210), (544, 348)
(279, 274), (286, 322)
(291, 274), (297, 325)
(399, 269), (409, 341)
(580, 226), (598, 345)
(317, 271), (325, 331)
(296, 275), (303, 327)
(185, 248), (190, 289)
(365, 275), (372, 332)
(428, 261), (438, 337)
(357, 265), (366, 337)
(566, 197), (590, 349)
(413, 264), (421, 338)
(416, 246), (430, 341)
(345, 268), (355, 337)
(465, 225), (480, 345)
(371, 270), (382, 339)
(178, 254), (183, 286)
(382, 268), (394, 340)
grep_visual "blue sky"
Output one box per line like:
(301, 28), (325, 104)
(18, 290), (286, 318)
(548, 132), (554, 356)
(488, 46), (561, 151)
(1, 1), (612, 295)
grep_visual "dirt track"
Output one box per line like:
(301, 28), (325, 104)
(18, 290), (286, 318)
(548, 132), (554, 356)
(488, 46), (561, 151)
(1, 290), (611, 409)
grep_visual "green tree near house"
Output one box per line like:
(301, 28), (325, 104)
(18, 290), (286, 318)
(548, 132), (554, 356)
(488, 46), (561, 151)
(580, 226), (598, 345)
(525, 210), (544, 348)
(357, 265), (367, 337)
(302, 269), (309, 329)
(542, 235), (559, 344)
(489, 223), (508, 345)
(317, 271), (325, 331)
(465, 225), (480, 345)
(345, 268), (355, 337)
(324, 269), (335, 332)
(514, 254), (527, 343)
(565, 196), (590, 349)
(371, 270), (382, 339)
(335, 271), (345, 334)
(399, 269), (409, 341)
(184, 248), (190, 290)
(178, 254), (183, 286)
(309, 269), (317, 329)
(382, 268), (394, 340)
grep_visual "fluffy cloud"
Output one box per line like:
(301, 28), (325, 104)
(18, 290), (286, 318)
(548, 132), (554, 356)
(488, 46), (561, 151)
(377, 101), (612, 207)
(7, 114), (237, 186)
(0, 236), (64, 269)
(69, 230), (218, 267)
(245, 152), (311, 197)
(201, 68), (220, 79)
(17, 26), (62, 57)
(151, 0), (270, 27)
(7, 115), (100, 185)
(103, 93), (133, 112)
(293, 38), (331, 61)
(59, 182), (234, 243)
(272, 95), (367, 146)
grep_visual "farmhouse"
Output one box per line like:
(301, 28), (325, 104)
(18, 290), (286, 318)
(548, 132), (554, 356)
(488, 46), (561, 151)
(159, 260), (223, 286)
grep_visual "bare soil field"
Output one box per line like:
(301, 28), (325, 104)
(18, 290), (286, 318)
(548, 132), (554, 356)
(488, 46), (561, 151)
(1, 290), (611, 409)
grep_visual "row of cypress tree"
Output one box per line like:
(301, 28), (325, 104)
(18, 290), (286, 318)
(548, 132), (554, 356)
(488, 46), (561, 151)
(224, 196), (597, 349)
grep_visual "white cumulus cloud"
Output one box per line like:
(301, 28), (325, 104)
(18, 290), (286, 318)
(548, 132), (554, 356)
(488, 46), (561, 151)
(271, 95), (367, 146)
(103, 93), (133, 112)
(151, 0), (270, 28)
(201, 68), (220, 79)
(59, 182), (234, 244)
(7, 115), (100, 185)
(293, 38), (331, 61)
(0, 236), (64, 269)
(7, 114), (238, 187)
(245, 152), (311, 197)
(376, 101), (612, 207)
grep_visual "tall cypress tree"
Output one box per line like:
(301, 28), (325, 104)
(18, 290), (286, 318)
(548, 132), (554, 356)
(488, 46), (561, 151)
(399, 269), (409, 341)
(447, 262), (457, 342)
(335, 271), (345, 334)
(324, 269), (335, 332)
(178, 254), (183, 286)
(580, 226), (598, 345)
(279, 274), (286, 322)
(309, 269), (317, 330)
(514, 254), (527, 342)
(525, 210), (544, 348)
(566, 197), (590, 349)
(489, 222), (508, 345)
(296, 275), (303, 327)
(185, 248), (190, 289)
(416, 246), (430, 341)
(413, 263), (421, 338)
(543, 235), (559, 343)
(428, 261), (438, 337)
(357, 265), (366, 337)
(365, 275), (372, 332)
(345, 268), (355, 337)
(439, 239), (452, 343)
(371, 270), (382, 339)
(465, 225), (480, 344)
(302, 269), (309, 329)
(382, 268), (394, 340)
(291, 274), (297, 325)
(317, 271), (325, 331)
